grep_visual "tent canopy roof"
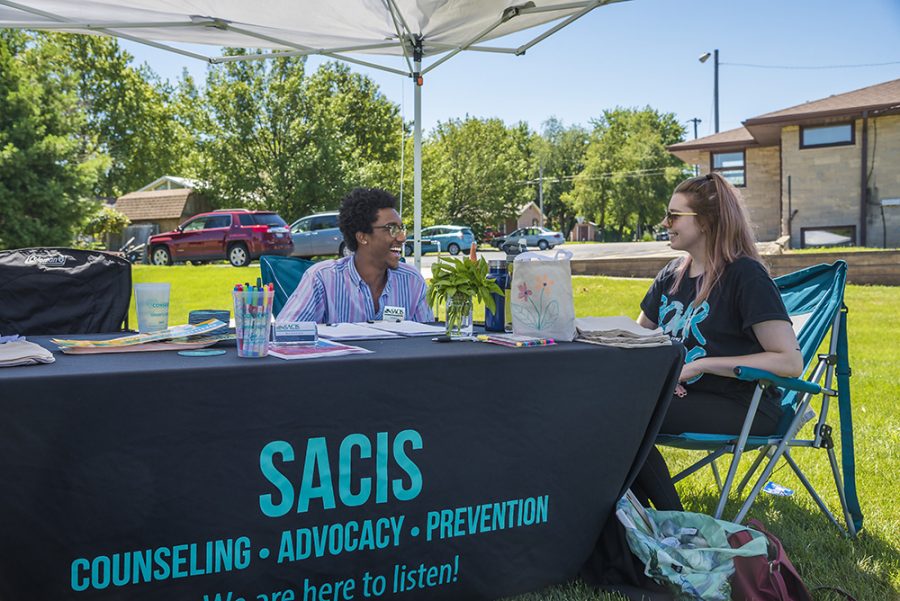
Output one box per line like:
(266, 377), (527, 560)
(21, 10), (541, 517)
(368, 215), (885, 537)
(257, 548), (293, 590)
(0, 0), (625, 75)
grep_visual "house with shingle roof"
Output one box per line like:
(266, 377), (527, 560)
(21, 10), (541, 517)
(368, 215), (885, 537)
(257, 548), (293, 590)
(668, 78), (900, 248)
(114, 177), (212, 234)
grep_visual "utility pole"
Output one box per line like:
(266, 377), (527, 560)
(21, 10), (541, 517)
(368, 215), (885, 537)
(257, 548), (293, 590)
(699, 49), (719, 133)
(538, 163), (544, 228)
(688, 118), (702, 140)
(688, 118), (702, 175)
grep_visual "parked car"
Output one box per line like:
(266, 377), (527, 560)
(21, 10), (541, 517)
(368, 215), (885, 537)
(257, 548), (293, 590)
(148, 209), (292, 267)
(654, 228), (670, 241)
(480, 227), (501, 245)
(289, 211), (351, 258)
(404, 225), (476, 256)
(500, 238), (528, 256)
(492, 227), (565, 251)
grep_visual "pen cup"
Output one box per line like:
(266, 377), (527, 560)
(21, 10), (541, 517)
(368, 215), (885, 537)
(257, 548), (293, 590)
(233, 288), (273, 358)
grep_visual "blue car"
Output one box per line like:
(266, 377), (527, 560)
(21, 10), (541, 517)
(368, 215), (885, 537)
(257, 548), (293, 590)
(404, 225), (475, 256)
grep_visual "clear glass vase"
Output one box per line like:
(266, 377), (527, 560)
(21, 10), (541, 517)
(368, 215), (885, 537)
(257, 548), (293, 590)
(445, 293), (474, 337)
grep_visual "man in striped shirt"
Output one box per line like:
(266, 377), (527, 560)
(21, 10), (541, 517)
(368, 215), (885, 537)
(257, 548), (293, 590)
(277, 188), (433, 324)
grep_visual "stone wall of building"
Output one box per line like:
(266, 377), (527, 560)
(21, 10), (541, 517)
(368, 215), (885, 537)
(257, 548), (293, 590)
(693, 146), (780, 242)
(781, 124), (863, 247)
(867, 114), (900, 248)
(743, 146), (781, 241)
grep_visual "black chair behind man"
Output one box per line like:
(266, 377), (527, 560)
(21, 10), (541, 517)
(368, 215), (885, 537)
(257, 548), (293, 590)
(0, 248), (132, 335)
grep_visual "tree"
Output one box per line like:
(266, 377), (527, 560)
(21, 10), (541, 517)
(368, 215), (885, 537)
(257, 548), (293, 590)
(76, 204), (131, 249)
(411, 117), (532, 237)
(199, 55), (402, 222)
(0, 31), (107, 249)
(56, 34), (199, 197)
(534, 117), (588, 236)
(306, 62), (403, 192)
(568, 107), (685, 240)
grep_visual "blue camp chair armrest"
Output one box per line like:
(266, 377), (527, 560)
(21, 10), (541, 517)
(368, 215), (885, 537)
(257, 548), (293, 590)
(733, 366), (822, 395)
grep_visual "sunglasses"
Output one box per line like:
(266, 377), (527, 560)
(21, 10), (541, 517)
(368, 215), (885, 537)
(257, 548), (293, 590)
(372, 223), (407, 237)
(663, 210), (698, 225)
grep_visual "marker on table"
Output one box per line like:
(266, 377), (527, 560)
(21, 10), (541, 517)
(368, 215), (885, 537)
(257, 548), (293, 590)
(515, 338), (555, 348)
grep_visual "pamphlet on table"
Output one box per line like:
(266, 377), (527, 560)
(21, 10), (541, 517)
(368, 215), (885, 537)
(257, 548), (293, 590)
(267, 339), (372, 360)
(51, 319), (232, 354)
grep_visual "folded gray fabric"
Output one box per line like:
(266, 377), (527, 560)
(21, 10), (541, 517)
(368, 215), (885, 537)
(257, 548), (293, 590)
(0, 339), (56, 367)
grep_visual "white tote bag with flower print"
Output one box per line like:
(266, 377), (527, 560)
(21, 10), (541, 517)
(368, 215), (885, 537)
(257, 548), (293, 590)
(511, 249), (577, 341)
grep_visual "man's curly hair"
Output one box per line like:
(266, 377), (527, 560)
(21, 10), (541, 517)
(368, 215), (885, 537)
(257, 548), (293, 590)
(339, 188), (398, 252)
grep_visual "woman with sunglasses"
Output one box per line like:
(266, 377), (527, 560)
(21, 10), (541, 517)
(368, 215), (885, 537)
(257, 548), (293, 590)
(633, 172), (802, 510)
(278, 188), (433, 324)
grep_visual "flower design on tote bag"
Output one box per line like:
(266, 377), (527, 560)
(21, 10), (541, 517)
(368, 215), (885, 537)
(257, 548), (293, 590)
(512, 277), (559, 330)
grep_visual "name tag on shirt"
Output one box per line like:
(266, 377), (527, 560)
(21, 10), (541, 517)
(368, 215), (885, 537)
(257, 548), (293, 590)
(382, 306), (406, 322)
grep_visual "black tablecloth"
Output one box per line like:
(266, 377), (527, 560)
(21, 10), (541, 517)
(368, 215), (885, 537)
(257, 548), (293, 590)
(0, 336), (682, 601)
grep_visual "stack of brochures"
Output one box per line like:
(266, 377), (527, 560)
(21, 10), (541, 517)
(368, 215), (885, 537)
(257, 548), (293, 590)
(575, 316), (670, 348)
(51, 319), (232, 354)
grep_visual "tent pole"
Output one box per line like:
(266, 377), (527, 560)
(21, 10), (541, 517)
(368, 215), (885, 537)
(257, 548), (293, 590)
(413, 41), (423, 271)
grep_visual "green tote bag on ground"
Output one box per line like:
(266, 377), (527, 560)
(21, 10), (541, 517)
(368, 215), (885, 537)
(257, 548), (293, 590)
(616, 492), (768, 601)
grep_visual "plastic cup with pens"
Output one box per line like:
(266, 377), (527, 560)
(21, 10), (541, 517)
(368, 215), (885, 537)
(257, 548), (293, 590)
(233, 281), (274, 358)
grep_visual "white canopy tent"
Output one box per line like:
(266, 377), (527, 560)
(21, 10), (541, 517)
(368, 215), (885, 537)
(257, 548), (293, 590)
(0, 0), (627, 268)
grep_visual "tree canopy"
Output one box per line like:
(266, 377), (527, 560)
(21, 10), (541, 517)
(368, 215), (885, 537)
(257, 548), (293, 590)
(566, 107), (686, 240)
(0, 31), (107, 248)
(0, 33), (688, 250)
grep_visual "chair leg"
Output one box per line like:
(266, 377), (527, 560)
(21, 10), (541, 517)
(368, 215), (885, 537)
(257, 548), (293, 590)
(714, 385), (765, 519)
(671, 448), (728, 483)
(736, 447), (769, 496)
(734, 439), (794, 524)
(826, 446), (859, 537)
(784, 451), (849, 537)
(709, 453), (723, 493)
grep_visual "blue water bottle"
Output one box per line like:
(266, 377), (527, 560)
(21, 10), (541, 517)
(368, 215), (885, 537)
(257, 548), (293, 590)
(485, 259), (508, 332)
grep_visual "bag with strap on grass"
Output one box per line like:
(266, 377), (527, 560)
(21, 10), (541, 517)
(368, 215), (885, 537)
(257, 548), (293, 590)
(616, 492), (770, 601)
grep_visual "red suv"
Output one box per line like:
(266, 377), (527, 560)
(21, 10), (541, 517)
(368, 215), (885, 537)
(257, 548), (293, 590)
(149, 210), (293, 267)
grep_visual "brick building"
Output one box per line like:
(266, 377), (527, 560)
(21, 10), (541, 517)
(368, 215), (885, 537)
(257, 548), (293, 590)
(668, 78), (900, 248)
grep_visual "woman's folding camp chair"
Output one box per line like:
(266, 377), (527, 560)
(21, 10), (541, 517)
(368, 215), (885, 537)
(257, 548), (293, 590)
(657, 260), (863, 537)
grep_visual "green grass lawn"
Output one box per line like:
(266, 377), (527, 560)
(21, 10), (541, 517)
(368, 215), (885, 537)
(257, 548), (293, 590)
(133, 264), (900, 601)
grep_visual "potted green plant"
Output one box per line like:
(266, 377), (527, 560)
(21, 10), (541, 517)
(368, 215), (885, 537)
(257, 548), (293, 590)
(427, 256), (503, 337)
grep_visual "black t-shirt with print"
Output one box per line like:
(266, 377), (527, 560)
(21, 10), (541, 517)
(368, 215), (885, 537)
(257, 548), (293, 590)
(640, 256), (791, 399)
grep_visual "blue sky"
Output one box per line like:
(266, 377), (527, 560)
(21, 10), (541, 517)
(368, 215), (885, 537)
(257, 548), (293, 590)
(121, 0), (900, 139)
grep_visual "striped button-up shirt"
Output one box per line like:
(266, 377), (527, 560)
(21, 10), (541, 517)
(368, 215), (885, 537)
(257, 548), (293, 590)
(277, 256), (434, 324)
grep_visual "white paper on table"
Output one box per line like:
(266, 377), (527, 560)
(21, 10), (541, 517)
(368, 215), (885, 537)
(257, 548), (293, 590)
(316, 322), (401, 341)
(362, 321), (446, 337)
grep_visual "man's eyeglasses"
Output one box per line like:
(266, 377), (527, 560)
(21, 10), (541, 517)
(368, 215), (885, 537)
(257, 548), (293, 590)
(373, 223), (407, 237)
(663, 210), (698, 225)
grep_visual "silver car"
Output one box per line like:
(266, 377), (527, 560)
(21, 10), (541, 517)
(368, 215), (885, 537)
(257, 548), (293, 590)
(289, 212), (351, 258)
(497, 227), (566, 251)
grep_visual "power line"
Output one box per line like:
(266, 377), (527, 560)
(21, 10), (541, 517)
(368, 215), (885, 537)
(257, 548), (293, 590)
(723, 60), (900, 70)
(517, 166), (675, 185)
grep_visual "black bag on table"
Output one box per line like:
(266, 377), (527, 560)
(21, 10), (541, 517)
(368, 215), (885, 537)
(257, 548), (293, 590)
(0, 248), (131, 335)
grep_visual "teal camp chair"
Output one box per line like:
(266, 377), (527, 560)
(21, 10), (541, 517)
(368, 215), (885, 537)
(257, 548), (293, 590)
(259, 255), (315, 316)
(658, 261), (862, 537)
